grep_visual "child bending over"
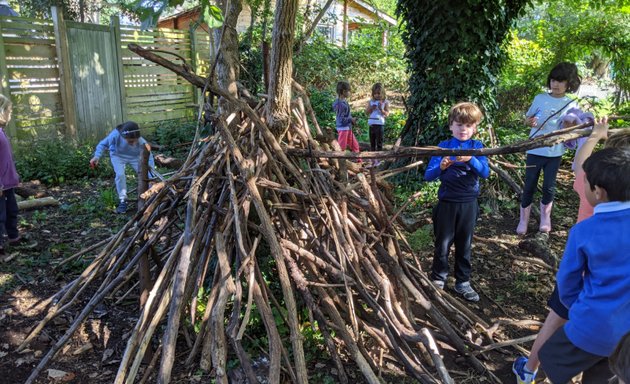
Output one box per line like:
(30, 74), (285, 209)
(90, 121), (154, 214)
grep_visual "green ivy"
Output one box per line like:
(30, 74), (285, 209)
(14, 139), (112, 185)
(397, 0), (531, 146)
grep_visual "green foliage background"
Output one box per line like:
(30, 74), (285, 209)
(397, 0), (531, 146)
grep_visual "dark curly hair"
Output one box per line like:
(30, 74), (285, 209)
(547, 62), (581, 93)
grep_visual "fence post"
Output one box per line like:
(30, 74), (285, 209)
(0, 18), (17, 137)
(110, 15), (127, 123)
(51, 6), (78, 139)
(189, 24), (200, 106)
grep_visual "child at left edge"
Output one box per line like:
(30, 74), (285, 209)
(90, 121), (155, 214)
(424, 102), (489, 302)
(0, 94), (21, 256)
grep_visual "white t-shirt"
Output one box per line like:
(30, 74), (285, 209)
(526, 93), (577, 157)
(368, 99), (389, 126)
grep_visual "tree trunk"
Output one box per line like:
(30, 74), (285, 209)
(215, 0), (243, 113)
(264, 0), (298, 137)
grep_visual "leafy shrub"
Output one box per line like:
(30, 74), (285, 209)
(153, 119), (198, 157)
(307, 86), (337, 132)
(14, 139), (112, 185)
(384, 110), (407, 143)
(294, 27), (408, 96)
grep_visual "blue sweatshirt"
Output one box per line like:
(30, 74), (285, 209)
(557, 201), (630, 357)
(333, 98), (353, 131)
(424, 138), (489, 203)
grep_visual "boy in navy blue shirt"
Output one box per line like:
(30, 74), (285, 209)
(424, 102), (489, 302)
(538, 147), (630, 383)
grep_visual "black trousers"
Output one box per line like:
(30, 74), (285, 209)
(0, 188), (19, 246)
(539, 327), (613, 384)
(369, 124), (384, 151)
(521, 154), (562, 207)
(431, 200), (478, 284)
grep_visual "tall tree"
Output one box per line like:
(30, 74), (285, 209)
(214, 0), (243, 113)
(264, 0), (298, 137)
(397, 0), (530, 146)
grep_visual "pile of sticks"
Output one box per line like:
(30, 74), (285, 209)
(20, 88), (522, 384)
(19, 43), (629, 383)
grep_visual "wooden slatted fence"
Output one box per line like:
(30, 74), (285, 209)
(0, 9), (210, 141)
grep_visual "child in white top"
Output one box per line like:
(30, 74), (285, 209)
(365, 82), (390, 153)
(516, 62), (580, 235)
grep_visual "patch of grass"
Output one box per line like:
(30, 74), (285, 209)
(100, 188), (118, 210)
(513, 271), (538, 294)
(406, 224), (433, 252)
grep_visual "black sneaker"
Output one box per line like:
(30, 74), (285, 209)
(116, 201), (128, 214)
(454, 281), (480, 302)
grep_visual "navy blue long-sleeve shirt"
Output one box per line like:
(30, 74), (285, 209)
(424, 138), (489, 203)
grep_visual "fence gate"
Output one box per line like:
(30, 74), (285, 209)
(64, 20), (124, 141)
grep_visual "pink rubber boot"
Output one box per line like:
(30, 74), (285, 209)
(539, 202), (553, 232)
(516, 205), (532, 235)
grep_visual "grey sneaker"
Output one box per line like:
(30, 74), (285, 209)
(454, 281), (479, 302)
(432, 280), (445, 289)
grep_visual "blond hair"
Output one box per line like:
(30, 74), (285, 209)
(371, 82), (386, 99)
(606, 129), (630, 149)
(448, 102), (483, 126)
(0, 94), (12, 126)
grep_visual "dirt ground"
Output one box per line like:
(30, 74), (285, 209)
(0, 169), (580, 383)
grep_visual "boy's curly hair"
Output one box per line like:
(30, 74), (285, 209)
(547, 62), (581, 93)
(448, 102), (483, 126)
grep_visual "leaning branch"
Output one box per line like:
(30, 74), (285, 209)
(286, 126), (629, 159)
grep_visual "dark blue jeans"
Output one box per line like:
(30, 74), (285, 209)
(431, 200), (478, 284)
(521, 154), (562, 208)
(0, 188), (19, 246)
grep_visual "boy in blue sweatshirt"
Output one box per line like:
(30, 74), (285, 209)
(538, 147), (630, 383)
(424, 102), (489, 302)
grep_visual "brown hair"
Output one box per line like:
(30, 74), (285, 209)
(0, 94), (12, 126)
(371, 82), (386, 99)
(606, 129), (630, 149)
(336, 81), (351, 97)
(448, 102), (483, 126)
